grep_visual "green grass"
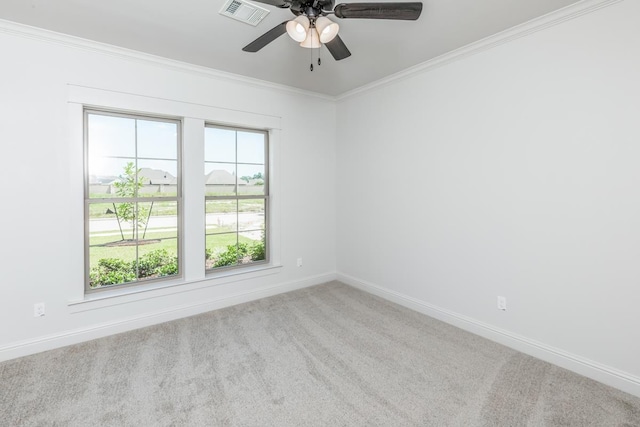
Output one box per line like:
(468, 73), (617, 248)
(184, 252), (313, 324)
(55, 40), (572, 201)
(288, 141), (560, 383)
(88, 198), (264, 219)
(89, 242), (177, 269)
(205, 225), (236, 234)
(87, 196), (264, 272)
(89, 200), (178, 218)
(205, 233), (263, 270)
(89, 230), (259, 270)
(89, 192), (177, 199)
(205, 233), (256, 253)
(90, 229), (176, 244)
(205, 199), (265, 213)
(89, 230), (177, 270)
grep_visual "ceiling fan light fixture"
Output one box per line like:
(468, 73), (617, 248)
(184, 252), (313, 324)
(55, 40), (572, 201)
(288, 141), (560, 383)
(315, 16), (339, 43)
(300, 28), (321, 48)
(242, 0), (422, 61)
(286, 16), (310, 42)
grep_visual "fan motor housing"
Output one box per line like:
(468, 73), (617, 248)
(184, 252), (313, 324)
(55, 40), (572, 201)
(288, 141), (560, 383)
(290, 0), (335, 16)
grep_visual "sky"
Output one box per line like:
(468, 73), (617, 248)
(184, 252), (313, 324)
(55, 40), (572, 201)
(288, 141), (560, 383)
(87, 114), (266, 179)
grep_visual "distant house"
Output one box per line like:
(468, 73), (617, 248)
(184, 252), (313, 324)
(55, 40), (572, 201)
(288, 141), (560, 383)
(90, 169), (253, 195)
(205, 170), (236, 186)
(137, 168), (177, 194)
(205, 170), (264, 194)
(88, 175), (118, 185)
(139, 168), (177, 185)
(88, 175), (118, 194)
(89, 168), (177, 195)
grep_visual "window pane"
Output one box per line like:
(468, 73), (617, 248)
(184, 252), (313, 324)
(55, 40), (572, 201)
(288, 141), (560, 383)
(204, 126), (267, 273)
(206, 200), (237, 234)
(205, 163), (236, 196)
(238, 199), (265, 232)
(237, 164), (265, 195)
(88, 157), (135, 199)
(134, 201), (179, 280)
(88, 202), (137, 289)
(206, 233), (239, 269)
(205, 127), (235, 163)
(137, 120), (178, 160)
(138, 159), (178, 197)
(85, 111), (181, 292)
(240, 231), (266, 264)
(88, 201), (179, 289)
(237, 131), (265, 164)
(87, 114), (135, 158)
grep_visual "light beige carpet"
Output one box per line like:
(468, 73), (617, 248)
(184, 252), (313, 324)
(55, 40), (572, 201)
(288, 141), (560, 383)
(1, 281), (639, 426)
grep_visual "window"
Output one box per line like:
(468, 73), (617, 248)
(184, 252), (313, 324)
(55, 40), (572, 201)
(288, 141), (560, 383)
(204, 125), (268, 271)
(85, 110), (181, 291)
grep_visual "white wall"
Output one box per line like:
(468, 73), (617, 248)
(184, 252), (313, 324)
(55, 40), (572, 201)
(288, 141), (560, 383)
(336, 0), (640, 395)
(2, 0), (639, 399)
(0, 23), (336, 357)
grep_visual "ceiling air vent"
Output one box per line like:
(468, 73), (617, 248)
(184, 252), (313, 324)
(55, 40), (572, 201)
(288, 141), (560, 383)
(219, 0), (270, 26)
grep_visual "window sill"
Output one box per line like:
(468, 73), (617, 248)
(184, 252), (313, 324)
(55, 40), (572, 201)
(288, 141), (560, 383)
(68, 264), (282, 313)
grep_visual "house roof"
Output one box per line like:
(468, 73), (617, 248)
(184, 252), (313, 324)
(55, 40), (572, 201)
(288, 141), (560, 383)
(139, 168), (177, 185)
(205, 170), (236, 185)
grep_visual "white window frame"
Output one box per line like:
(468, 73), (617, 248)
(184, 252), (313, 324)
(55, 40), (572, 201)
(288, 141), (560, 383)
(83, 108), (183, 293)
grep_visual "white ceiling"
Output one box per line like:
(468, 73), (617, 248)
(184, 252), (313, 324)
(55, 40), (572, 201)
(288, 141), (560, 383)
(1, 0), (580, 96)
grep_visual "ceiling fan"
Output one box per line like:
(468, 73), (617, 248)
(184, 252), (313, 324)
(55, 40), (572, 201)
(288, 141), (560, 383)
(242, 0), (423, 62)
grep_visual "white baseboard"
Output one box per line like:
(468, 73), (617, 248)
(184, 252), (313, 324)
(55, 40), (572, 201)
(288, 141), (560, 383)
(0, 272), (336, 363)
(337, 272), (640, 398)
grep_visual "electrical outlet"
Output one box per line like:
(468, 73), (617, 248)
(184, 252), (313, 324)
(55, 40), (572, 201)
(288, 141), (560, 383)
(296, 257), (303, 267)
(34, 303), (45, 317)
(497, 296), (507, 311)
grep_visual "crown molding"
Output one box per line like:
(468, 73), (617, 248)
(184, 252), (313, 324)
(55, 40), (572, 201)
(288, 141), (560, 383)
(0, 18), (335, 102)
(336, 0), (623, 102)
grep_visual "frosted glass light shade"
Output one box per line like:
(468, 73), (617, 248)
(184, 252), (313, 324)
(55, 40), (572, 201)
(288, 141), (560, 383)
(286, 16), (310, 42)
(300, 28), (321, 48)
(315, 17), (339, 43)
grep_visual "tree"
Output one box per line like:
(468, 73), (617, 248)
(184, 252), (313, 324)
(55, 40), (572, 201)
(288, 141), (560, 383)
(112, 162), (149, 240)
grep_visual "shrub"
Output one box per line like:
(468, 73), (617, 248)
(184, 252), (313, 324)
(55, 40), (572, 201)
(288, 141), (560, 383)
(89, 258), (136, 288)
(213, 243), (249, 267)
(137, 249), (173, 277)
(212, 238), (265, 268)
(89, 249), (178, 287)
(97, 258), (131, 272)
(250, 239), (265, 261)
(90, 269), (137, 287)
(156, 261), (178, 276)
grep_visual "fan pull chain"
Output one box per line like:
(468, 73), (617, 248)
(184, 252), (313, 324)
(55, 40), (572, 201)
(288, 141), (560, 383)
(309, 28), (321, 72)
(310, 48), (322, 72)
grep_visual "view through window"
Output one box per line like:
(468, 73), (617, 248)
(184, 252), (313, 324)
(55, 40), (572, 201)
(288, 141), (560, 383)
(85, 110), (181, 290)
(204, 125), (268, 271)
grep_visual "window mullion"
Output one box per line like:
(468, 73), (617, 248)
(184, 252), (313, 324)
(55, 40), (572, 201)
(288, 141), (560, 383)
(181, 117), (206, 282)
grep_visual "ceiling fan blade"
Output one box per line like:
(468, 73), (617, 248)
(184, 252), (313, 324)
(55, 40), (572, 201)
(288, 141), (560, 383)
(333, 2), (423, 20)
(242, 21), (289, 52)
(248, 0), (291, 8)
(325, 35), (351, 61)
